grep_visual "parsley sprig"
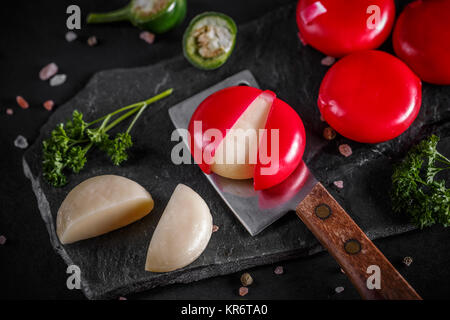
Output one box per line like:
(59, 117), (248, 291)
(392, 135), (450, 228)
(42, 88), (173, 187)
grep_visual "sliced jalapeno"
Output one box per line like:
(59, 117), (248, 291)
(87, 0), (187, 34)
(183, 12), (237, 70)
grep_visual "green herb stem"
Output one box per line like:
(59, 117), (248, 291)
(88, 102), (144, 127)
(69, 139), (89, 147)
(105, 105), (142, 133)
(99, 114), (112, 130)
(84, 142), (94, 154)
(104, 88), (173, 132)
(143, 88), (173, 105)
(436, 153), (450, 166)
(127, 103), (148, 134)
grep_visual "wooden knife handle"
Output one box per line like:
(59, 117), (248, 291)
(296, 183), (421, 300)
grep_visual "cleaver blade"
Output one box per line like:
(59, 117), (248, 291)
(168, 70), (316, 236)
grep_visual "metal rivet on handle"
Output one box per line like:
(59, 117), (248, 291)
(344, 239), (361, 255)
(315, 204), (331, 220)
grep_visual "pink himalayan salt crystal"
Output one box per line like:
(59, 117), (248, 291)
(0, 235), (6, 245)
(212, 225), (219, 233)
(16, 96), (29, 109)
(239, 287), (248, 297)
(65, 31), (77, 42)
(87, 36), (98, 47)
(321, 56), (336, 66)
(6, 108), (13, 115)
(301, 1), (327, 25)
(50, 74), (67, 87)
(323, 127), (336, 140)
(403, 256), (413, 267)
(333, 180), (344, 189)
(140, 31), (155, 44)
(43, 100), (54, 111)
(274, 266), (284, 275)
(14, 135), (28, 149)
(335, 286), (345, 294)
(338, 144), (352, 157)
(39, 63), (58, 81)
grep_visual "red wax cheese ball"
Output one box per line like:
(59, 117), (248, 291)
(318, 50), (422, 143)
(188, 86), (306, 190)
(393, 0), (450, 85)
(296, 0), (396, 57)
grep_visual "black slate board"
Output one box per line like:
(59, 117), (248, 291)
(23, 3), (450, 299)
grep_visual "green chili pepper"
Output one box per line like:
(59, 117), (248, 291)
(183, 12), (237, 70)
(87, 0), (187, 34)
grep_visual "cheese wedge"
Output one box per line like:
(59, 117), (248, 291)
(57, 175), (154, 244)
(211, 93), (273, 179)
(145, 184), (212, 272)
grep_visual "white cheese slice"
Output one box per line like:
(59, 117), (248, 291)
(57, 175), (154, 244)
(211, 93), (273, 179)
(145, 184), (212, 272)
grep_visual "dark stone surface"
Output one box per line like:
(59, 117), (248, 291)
(20, 1), (450, 299)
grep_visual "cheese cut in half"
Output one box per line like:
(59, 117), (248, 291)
(211, 92), (273, 180)
(57, 175), (154, 244)
(188, 86), (306, 190)
(145, 184), (213, 272)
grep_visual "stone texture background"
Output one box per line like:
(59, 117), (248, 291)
(22, 2), (449, 299)
(2, 0), (449, 300)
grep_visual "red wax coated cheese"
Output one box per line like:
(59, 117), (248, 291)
(188, 86), (306, 190)
(393, 0), (450, 85)
(296, 0), (396, 57)
(318, 50), (422, 143)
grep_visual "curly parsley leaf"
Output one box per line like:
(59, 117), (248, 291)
(65, 110), (87, 140)
(86, 128), (109, 144)
(66, 146), (88, 173)
(391, 135), (450, 228)
(101, 132), (133, 166)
